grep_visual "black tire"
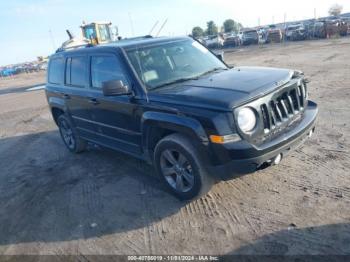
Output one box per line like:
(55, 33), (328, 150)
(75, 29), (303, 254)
(57, 114), (86, 153)
(154, 133), (214, 201)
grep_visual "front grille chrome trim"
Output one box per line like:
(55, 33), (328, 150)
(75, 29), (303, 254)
(234, 78), (308, 145)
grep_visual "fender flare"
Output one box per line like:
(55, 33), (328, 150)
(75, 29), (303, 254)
(48, 96), (67, 112)
(48, 96), (70, 125)
(141, 111), (209, 151)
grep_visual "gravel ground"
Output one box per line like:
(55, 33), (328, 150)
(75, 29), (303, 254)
(0, 38), (349, 256)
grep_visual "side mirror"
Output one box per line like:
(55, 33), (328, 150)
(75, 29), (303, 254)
(216, 52), (224, 61)
(102, 80), (130, 96)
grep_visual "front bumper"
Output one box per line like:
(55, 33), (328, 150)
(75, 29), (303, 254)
(208, 100), (318, 180)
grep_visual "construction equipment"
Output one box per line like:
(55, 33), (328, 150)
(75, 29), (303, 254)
(58, 21), (117, 52)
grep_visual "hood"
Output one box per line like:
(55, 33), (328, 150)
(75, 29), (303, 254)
(148, 66), (294, 111)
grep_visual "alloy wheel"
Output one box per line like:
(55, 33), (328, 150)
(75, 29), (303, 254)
(59, 119), (75, 150)
(160, 149), (195, 192)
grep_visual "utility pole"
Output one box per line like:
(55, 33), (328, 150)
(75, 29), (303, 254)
(283, 13), (287, 44)
(128, 12), (135, 36)
(284, 13), (287, 29)
(49, 29), (56, 50)
(314, 8), (317, 19)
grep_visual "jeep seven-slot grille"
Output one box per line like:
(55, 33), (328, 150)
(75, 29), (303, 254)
(260, 83), (306, 133)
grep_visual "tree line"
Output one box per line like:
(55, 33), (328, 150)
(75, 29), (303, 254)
(192, 19), (243, 38)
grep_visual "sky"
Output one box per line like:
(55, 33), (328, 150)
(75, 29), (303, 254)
(0, 0), (349, 65)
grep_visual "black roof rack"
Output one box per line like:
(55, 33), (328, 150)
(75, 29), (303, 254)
(55, 43), (94, 53)
(121, 35), (153, 40)
(55, 35), (153, 53)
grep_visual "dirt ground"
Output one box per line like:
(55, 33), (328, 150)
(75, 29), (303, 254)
(0, 71), (45, 89)
(0, 38), (349, 256)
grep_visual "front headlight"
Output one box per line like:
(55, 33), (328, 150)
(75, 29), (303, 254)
(237, 107), (257, 133)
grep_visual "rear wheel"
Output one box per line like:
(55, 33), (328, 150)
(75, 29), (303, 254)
(57, 114), (86, 153)
(154, 133), (214, 200)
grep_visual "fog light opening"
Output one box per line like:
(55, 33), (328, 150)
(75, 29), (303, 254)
(273, 153), (282, 165)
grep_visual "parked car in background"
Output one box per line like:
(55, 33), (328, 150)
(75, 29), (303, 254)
(204, 35), (224, 49)
(223, 32), (240, 47)
(266, 25), (283, 43)
(285, 24), (307, 41)
(339, 20), (349, 36)
(14, 66), (25, 74)
(325, 19), (342, 38)
(242, 30), (259, 45)
(257, 27), (268, 44)
(303, 21), (315, 39)
(23, 63), (40, 73)
(342, 18), (350, 35)
(39, 62), (48, 71)
(313, 21), (327, 38)
(0, 67), (16, 77)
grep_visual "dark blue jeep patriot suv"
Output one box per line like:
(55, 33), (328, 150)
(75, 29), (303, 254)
(46, 36), (318, 200)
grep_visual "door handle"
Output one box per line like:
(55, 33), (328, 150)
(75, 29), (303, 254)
(62, 93), (70, 99)
(88, 98), (100, 105)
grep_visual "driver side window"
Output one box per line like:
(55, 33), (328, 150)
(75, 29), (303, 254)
(90, 55), (128, 89)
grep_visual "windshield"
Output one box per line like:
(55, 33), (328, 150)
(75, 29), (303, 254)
(83, 25), (96, 39)
(126, 39), (227, 90)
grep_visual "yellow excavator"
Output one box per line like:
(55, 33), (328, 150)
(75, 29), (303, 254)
(58, 19), (167, 52)
(59, 21), (118, 51)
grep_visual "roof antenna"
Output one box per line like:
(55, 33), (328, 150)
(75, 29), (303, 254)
(149, 20), (159, 35)
(156, 19), (168, 37)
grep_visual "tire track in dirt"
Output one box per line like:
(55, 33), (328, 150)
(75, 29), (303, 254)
(140, 181), (154, 254)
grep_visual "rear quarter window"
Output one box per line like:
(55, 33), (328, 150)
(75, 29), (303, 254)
(48, 57), (64, 84)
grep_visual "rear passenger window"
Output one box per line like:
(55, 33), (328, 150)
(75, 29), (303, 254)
(70, 56), (87, 87)
(91, 55), (128, 89)
(48, 58), (64, 84)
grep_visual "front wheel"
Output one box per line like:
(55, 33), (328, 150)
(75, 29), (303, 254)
(154, 133), (214, 200)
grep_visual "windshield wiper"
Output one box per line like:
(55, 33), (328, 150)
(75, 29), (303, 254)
(195, 67), (228, 78)
(150, 76), (198, 90)
(149, 67), (228, 90)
